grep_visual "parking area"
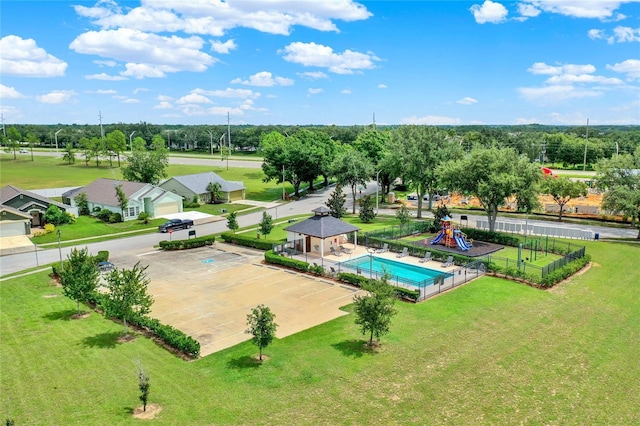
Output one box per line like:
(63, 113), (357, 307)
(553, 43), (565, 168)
(109, 243), (362, 357)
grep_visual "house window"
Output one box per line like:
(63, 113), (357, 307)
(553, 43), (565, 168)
(127, 206), (140, 217)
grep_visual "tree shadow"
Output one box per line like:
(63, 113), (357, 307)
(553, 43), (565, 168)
(82, 331), (123, 349)
(42, 309), (76, 322)
(226, 355), (262, 370)
(331, 339), (375, 358)
(122, 406), (134, 415)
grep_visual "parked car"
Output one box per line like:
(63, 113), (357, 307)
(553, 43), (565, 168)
(158, 218), (194, 233)
(19, 149), (29, 154)
(407, 194), (418, 200)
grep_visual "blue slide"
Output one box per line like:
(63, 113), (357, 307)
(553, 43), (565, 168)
(454, 234), (471, 251)
(430, 231), (444, 245)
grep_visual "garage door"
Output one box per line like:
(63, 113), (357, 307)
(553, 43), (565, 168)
(0, 220), (27, 237)
(156, 202), (180, 217)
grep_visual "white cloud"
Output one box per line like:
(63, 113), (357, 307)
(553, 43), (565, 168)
(612, 26), (640, 42)
(157, 94), (174, 102)
(518, 1), (635, 20)
(518, 85), (602, 102)
(133, 87), (149, 94)
(94, 59), (117, 67)
(84, 72), (128, 81)
(74, 1), (372, 37)
(378, 84), (387, 89)
(122, 98), (140, 104)
(231, 71), (294, 87)
(280, 42), (379, 74)
(518, 3), (541, 18)
(90, 89), (117, 95)
(194, 88), (261, 99)
(211, 39), (237, 54)
(36, 90), (77, 104)
(307, 88), (323, 95)
(70, 28), (216, 78)
(176, 93), (212, 105)
(0, 35), (67, 77)
(588, 29), (606, 40)
(154, 101), (173, 109)
(400, 115), (462, 125)
(607, 59), (640, 81)
(470, 0), (508, 24)
(545, 74), (623, 85)
(341, 89), (352, 94)
(297, 71), (329, 80)
(0, 84), (25, 99)
(528, 62), (596, 75)
(457, 97), (478, 105)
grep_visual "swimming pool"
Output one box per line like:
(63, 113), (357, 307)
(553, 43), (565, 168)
(339, 256), (451, 288)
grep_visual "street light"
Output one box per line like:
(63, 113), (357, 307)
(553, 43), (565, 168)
(129, 131), (136, 151)
(56, 229), (63, 270)
(206, 129), (214, 156)
(367, 247), (376, 279)
(54, 129), (63, 154)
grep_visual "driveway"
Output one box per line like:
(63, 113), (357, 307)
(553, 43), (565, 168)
(109, 243), (361, 356)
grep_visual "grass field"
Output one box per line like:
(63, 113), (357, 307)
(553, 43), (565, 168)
(1, 239), (638, 424)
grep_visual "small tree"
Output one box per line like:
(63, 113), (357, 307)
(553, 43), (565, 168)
(245, 304), (278, 361)
(59, 248), (100, 316)
(542, 176), (588, 221)
(74, 192), (90, 216)
(358, 194), (376, 223)
(102, 262), (154, 335)
(137, 212), (150, 224)
(353, 274), (398, 347)
(206, 181), (223, 204)
(431, 204), (451, 231)
(62, 142), (76, 164)
(396, 204), (411, 228)
(115, 184), (128, 221)
(326, 184), (347, 218)
(43, 205), (72, 226)
(135, 360), (150, 412)
(258, 211), (274, 237)
(226, 211), (239, 233)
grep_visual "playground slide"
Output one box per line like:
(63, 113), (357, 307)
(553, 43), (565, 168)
(454, 234), (471, 251)
(430, 231), (445, 245)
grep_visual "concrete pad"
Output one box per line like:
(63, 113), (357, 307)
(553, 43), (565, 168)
(0, 235), (35, 256)
(109, 244), (361, 357)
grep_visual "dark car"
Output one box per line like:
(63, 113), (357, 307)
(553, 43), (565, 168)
(158, 218), (194, 233)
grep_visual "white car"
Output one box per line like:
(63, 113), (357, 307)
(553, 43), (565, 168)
(19, 149), (29, 154)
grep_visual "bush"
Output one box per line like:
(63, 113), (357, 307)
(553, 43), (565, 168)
(159, 235), (215, 251)
(220, 231), (281, 251)
(138, 212), (150, 224)
(108, 213), (122, 223)
(132, 315), (201, 358)
(95, 208), (112, 222)
(43, 205), (72, 226)
(183, 201), (200, 208)
(95, 251), (109, 263)
(264, 250), (309, 273)
(309, 264), (324, 276)
(539, 255), (591, 288)
(337, 272), (419, 302)
(461, 228), (520, 247)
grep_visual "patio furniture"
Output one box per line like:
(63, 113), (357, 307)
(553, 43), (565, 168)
(340, 245), (352, 254)
(396, 247), (408, 258)
(419, 252), (432, 263)
(330, 246), (343, 256)
(442, 256), (454, 267)
(376, 243), (389, 253)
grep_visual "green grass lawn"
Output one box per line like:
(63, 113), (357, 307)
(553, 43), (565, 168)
(490, 245), (562, 267)
(2, 240), (638, 424)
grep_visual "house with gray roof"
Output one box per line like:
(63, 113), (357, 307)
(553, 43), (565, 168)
(62, 178), (183, 221)
(0, 184), (72, 230)
(159, 172), (245, 204)
(284, 206), (360, 256)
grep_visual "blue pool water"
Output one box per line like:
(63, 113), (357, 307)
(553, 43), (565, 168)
(339, 256), (451, 287)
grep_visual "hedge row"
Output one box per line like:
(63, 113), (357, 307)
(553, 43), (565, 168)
(220, 232), (281, 251)
(159, 235), (215, 250)
(539, 254), (591, 288)
(264, 250), (309, 273)
(337, 272), (420, 302)
(133, 315), (201, 358)
(460, 228), (521, 246)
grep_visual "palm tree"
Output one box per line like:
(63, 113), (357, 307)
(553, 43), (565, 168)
(206, 181), (223, 204)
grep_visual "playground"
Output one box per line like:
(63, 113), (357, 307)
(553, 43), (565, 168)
(418, 216), (503, 258)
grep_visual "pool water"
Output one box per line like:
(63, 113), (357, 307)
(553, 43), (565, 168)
(339, 256), (451, 287)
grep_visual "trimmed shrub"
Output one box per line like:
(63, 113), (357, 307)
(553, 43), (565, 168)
(394, 287), (420, 301)
(95, 251), (109, 263)
(132, 315), (201, 358)
(337, 272), (419, 302)
(539, 254), (591, 288)
(220, 231), (281, 251)
(95, 208), (112, 222)
(159, 235), (215, 251)
(108, 213), (122, 223)
(264, 250), (309, 273)
(461, 228), (521, 246)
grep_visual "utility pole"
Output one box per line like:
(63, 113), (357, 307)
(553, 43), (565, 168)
(1, 113), (6, 138)
(99, 111), (105, 152)
(372, 112), (376, 130)
(582, 118), (589, 172)
(227, 111), (231, 171)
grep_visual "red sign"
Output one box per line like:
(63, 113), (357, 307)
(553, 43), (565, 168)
(169, 229), (173, 234)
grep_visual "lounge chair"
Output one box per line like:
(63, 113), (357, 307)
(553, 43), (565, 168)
(396, 247), (408, 258)
(376, 243), (389, 253)
(442, 255), (454, 268)
(330, 246), (343, 257)
(419, 252), (432, 263)
(340, 245), (352, 254)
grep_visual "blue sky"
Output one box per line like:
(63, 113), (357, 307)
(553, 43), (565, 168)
(1, 0), (639, 126)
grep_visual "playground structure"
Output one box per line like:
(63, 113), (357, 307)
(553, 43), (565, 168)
(430, 217), (472, 251)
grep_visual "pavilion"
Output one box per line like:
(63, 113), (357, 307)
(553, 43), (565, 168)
(283, 206), (360, 256)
